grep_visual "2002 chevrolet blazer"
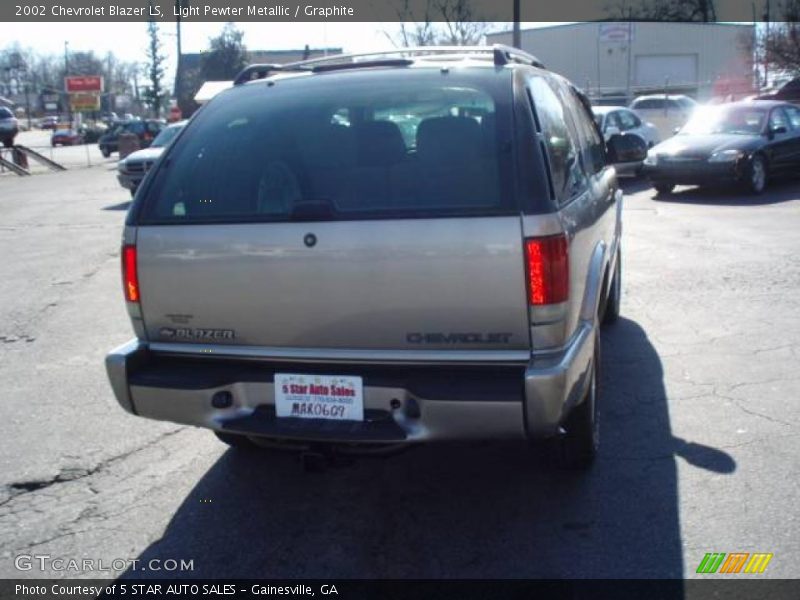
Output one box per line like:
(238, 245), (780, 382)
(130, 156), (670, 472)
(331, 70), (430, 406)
(105, 46), (645, 469)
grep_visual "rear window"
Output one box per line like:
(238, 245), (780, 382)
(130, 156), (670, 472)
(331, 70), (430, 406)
(139, 70), (514, 224)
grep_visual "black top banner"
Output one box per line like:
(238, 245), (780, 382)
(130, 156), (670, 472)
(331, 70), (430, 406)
(0, 0), (781, 22)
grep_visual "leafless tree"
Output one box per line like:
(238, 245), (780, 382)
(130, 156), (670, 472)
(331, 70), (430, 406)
(606, 0), (717, 21)
(384, 0), (490, 48)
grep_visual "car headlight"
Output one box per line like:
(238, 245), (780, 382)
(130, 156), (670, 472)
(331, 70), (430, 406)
(708, 149), (744, 163)
(117, 160), (126, 172)
(643, 151), (658, 166)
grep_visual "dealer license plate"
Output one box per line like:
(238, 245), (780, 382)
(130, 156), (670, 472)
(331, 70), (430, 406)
(274, 373), (364, 421)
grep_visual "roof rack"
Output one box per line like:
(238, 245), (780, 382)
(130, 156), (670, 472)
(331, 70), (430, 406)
(233, 63), (308, 86)
(233, 45), (545, 85)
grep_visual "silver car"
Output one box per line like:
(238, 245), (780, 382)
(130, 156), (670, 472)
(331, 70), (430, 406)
(106, 46), (640, 470)
(593, 106), (661, 176)
(117, 120), (187, 196)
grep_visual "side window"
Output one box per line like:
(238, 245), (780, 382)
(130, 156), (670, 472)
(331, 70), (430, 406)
(528, 76), (585, 204)
(556, 81), (605, 175)
(769, 108), (789, 132)
(784, 106), (800, 130)
(605, 112), (621, 132)
(619, 110), (640, 130)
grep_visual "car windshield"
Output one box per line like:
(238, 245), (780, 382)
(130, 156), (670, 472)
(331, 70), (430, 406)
(679, 105), (766, 135)
(0, 107), (13, 119)
(151, 124), (184, 148)
(141, 70), (514, 224)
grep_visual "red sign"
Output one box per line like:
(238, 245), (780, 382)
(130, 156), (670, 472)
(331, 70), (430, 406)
(65, 76), (104, 93)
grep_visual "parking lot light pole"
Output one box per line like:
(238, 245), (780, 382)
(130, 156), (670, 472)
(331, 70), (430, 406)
(64, 41), (72, 123)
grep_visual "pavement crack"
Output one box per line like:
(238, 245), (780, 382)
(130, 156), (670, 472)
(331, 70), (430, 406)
(0, 428), (187, 508)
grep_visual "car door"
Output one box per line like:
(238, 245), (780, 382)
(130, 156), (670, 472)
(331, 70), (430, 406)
(766, 107), (794, 174)
(781, 105), (800, 170)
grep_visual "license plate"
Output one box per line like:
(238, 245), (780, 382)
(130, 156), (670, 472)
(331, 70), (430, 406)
(274, 373), (364, 421)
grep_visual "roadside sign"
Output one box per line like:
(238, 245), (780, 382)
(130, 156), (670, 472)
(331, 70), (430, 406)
(599, 23), (634, 43)
(65, 76), (104, 93)
(69, 93), (101, 111)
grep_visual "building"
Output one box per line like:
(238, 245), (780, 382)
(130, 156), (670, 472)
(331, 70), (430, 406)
(487, 22), (755, 102)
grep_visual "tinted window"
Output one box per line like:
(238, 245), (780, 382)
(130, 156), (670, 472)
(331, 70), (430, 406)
(0, 107), (13, 119)
(528, 76), (585, 204)
(769, 108), (789, 131)
(784, 106), (800, 130)
(141, 72), (513, 223)
(151, 124), (184, 148)
(556, 81), (605, 176)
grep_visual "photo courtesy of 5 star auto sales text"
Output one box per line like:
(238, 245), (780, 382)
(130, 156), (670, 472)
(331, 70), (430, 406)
(1, 0), (799, 598)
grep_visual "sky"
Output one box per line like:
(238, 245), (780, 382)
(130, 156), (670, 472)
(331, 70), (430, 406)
(3, 21), (537, 83)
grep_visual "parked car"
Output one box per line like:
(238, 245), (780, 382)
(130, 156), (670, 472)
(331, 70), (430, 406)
(51, 129), (84, 146)
(0, 106), (19, 147)
(643, 100), (800, 195)
(630, 94), (698, 141)
(593, 105), (660, 175)
(117, 120), (187, 196)
(98, 119), (164, 157)
(106, 46), (643, 471)
(79, 123), (108, 144)
(40, 116), (59, 130)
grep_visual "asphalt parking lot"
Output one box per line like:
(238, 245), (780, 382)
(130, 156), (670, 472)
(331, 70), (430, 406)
(0, 162), (798, 581)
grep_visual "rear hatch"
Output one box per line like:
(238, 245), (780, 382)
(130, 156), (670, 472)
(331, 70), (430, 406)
(131, 68), (532, 355)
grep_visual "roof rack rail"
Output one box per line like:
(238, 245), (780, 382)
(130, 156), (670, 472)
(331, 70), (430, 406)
(233, 63), (308, 86)
(491, 44), (545, 69)
(233, 45), (545, 85)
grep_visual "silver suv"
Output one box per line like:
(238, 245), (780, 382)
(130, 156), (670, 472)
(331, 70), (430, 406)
(106, 46), (643, 469)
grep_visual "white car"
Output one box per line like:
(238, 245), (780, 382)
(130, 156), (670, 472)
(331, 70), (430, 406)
(593, 106), (660, 175)
(629, 94), (698, 141)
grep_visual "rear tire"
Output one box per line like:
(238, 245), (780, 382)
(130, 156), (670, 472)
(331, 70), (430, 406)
(214, 431), (255, 450)
(550, 337), (600, 470)
(654, 183), (674, 195)
(602, 249), (621, 325)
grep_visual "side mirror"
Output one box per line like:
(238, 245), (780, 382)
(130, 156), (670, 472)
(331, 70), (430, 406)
(771, 125), (788, 136)
(606, 133), (648, 165)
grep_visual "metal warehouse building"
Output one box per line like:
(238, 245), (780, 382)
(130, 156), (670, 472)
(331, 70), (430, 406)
(487, 22), (755, 102)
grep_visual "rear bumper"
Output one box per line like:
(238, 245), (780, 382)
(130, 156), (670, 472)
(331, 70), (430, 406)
(105, 326), (595, 443)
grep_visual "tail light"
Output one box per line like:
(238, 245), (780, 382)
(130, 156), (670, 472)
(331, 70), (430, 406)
(525, 235), (569, 305)
(122, 245), (140, 303)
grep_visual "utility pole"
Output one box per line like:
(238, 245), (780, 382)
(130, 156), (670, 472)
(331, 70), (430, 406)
(512, 0), (521, 48)
(64, 41), (72, 123)
(174, 0), (184, 111)
(763, 0), (770, 88)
